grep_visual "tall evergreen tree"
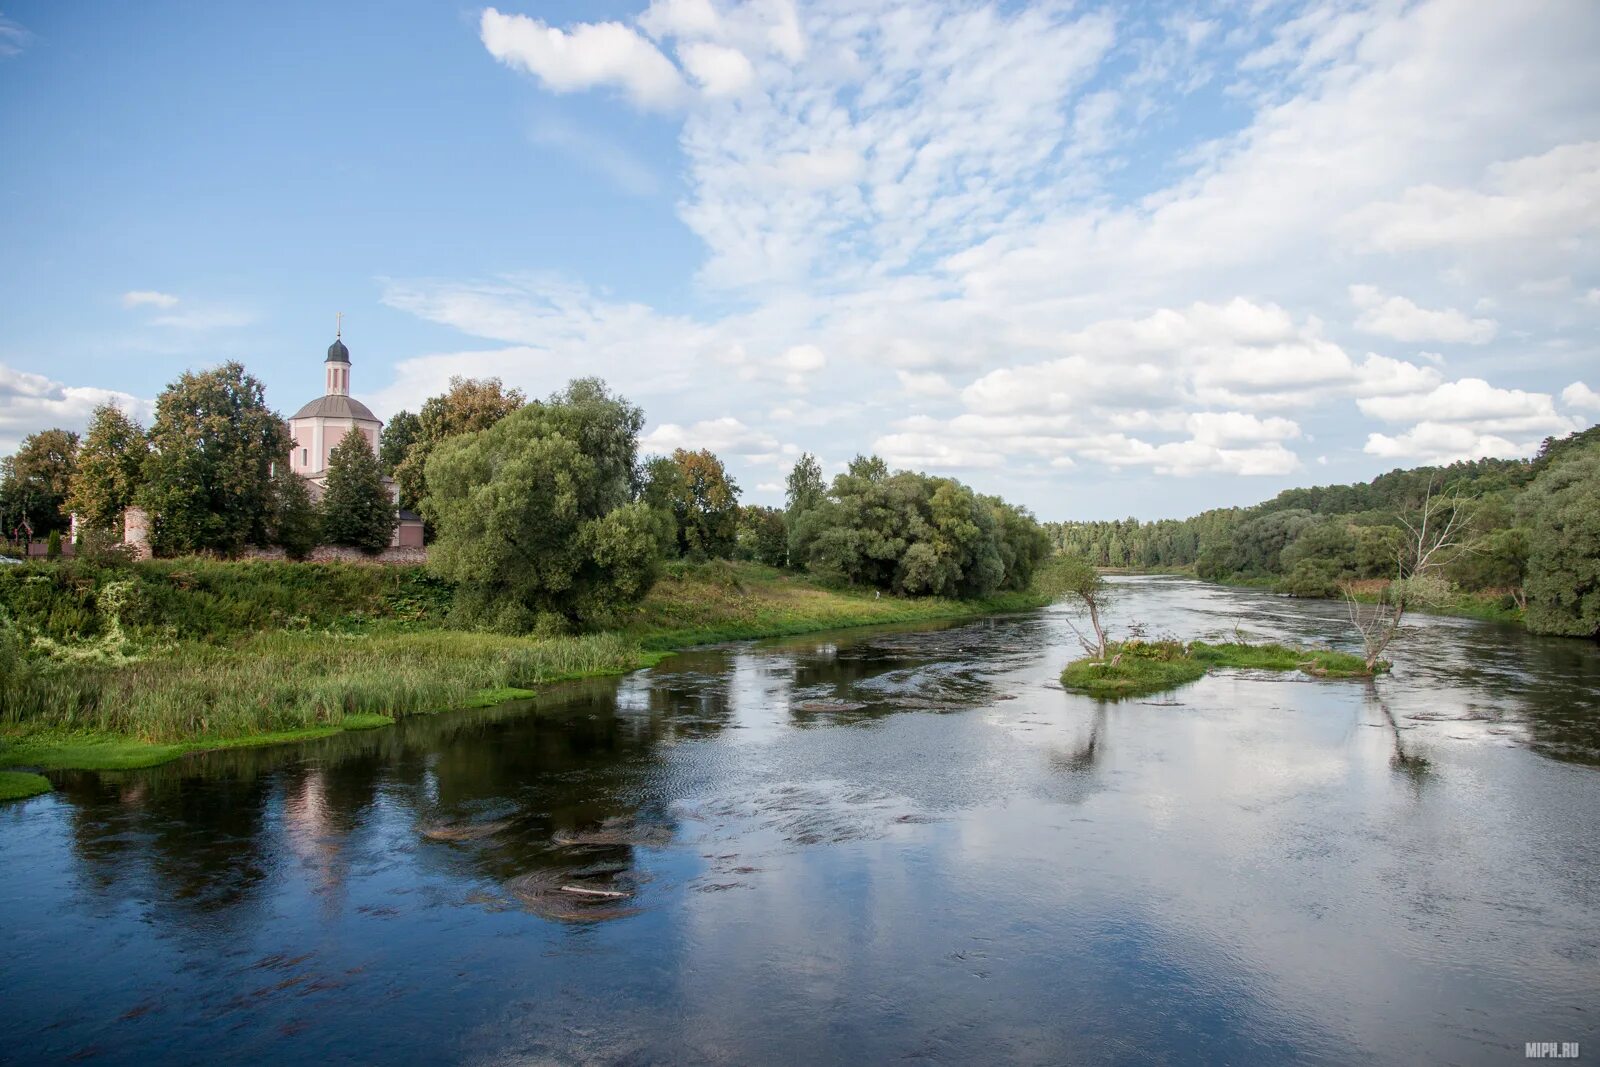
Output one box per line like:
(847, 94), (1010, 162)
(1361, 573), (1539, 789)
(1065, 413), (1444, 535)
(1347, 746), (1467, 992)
(269, 464), (320, 560)
(66, 405), (148, 533)
(138, 362), (292, 556)
(319, 430), (395, 552)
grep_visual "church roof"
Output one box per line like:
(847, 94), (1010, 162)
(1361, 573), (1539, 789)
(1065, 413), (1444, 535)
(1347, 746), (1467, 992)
(327, 337), (350, 363)
(291, 394), (379, 422)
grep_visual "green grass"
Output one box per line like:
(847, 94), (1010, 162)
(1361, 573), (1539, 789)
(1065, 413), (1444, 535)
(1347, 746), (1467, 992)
(1061, 639), (1382, 699)
(623, 560), (1048, 650)
(1, 560), (1045, 774)
(0, 770), (51, 801)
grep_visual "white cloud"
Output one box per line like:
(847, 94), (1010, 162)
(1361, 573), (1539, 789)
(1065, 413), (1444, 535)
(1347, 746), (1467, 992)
(1186, 412), (1301, 446)
(121, 290), (179, 309)
(1357, 378), (1577, 435)
(0, 363), (151, 453)
(678, 42), (756, 97)
(640, 0), (724, 41)
(1364, 423), (1536, 464)
(873, 431), (1004, 470)
(1344, 140), (1600, 254)
(0, 14), (30, 58)
(895, 370), (955, 398)
(390, 0), (1600, 513)
(480, 8), (689, 110)
(641, 416), (782, 459)
(1562, 381), (1600, 411)
(1349, 285), (1497, 344)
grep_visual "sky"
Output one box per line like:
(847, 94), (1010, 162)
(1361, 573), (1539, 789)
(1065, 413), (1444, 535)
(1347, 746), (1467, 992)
(1, 0), (1597, 520)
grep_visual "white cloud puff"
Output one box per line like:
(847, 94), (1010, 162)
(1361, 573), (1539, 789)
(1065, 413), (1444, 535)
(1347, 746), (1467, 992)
(0, 363), (150, 453)
(480, 8), (689, 110)
(677, 42), (756, 97)
(121, 290), (179, 309)
(1561, 381), (1600, 411)
(1349, 285), (1497, 344)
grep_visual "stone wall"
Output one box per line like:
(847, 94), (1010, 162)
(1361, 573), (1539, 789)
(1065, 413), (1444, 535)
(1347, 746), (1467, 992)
(240, 544), (428, 565)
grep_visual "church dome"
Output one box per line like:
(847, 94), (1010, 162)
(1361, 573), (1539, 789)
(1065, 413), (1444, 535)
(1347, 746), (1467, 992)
(291, 394), (378, 422)
(327, 337), (350, 363)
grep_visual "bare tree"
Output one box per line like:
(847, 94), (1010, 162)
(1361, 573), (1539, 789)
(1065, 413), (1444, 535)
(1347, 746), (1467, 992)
(1342, 480), (1474, 671)
(1041, 555), (1112, 659)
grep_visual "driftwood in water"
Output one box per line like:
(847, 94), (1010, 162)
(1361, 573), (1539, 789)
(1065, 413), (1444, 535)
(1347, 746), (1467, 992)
(558, 885), (629, 899)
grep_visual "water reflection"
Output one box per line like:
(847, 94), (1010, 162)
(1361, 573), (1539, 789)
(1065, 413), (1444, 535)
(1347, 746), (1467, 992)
(3, 578), (1598, 1064)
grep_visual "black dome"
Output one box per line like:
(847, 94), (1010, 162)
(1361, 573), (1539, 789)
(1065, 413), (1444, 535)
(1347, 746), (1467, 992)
(327, 338), (350, 362)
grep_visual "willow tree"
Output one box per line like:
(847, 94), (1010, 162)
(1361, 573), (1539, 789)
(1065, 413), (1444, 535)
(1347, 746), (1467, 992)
(425, 378), (659, 632)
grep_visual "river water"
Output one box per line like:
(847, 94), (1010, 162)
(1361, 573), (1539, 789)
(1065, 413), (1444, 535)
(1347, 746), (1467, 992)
(3, 576), (1598, 1064)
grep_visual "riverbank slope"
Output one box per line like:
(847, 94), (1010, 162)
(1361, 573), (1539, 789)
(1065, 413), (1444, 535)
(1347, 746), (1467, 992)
(1, 559), (1045, 779)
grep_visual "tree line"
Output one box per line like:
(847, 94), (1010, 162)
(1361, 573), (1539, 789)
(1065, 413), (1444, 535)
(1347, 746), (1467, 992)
(0, 363), (396, 558)
(1, 366), (1052, 632)
(1044, 424), (1600, 639)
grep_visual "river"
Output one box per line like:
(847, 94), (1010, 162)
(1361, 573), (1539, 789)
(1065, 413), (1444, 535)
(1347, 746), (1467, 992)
(3, 576), (1598, 1064)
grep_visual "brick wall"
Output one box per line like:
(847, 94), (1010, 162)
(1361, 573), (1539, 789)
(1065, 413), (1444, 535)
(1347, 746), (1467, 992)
(241, 544), (428, 565)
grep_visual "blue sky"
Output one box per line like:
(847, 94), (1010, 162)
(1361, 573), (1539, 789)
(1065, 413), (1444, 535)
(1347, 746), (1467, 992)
(2, 0), (1597, 519)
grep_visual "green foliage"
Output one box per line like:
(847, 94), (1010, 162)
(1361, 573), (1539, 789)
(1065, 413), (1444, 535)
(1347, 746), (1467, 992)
(318, 430), (395, 553)
(1035, 554), (1104, 602)
(0, 559), (449, 646)
(378, 408), (420, 474)
(138, 361), (292, 556)
(784, 451), (825, 564)
(46, 529), (61, 559)
(787, 455), (1044, 598)
(425, 377), (660, 630)
(0, 629), (641, 743)
(640, 448), (741, 560)
(394, 376), (525, 515)
(65, 404), (148, 533)
(1520, 446), (1600, 638)
(0, 427), (79, 539)
(1060, 638), (1380, 698)
(625, 560), (1047, 650)
(268, 464), (320, 560)
(735, 505), (788, 567)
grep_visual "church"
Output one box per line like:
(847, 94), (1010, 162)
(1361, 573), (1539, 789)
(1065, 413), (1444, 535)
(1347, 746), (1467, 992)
(288, 331), (425, 549)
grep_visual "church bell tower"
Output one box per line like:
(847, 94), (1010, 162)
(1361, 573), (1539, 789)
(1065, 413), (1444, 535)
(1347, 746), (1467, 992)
(326, 312), (350, 396)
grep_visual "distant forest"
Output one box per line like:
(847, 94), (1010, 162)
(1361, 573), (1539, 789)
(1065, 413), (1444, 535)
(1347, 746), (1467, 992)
(1044, 423), (1600, 638)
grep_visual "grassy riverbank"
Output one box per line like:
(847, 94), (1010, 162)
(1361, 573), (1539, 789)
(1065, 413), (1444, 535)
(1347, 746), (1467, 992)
(1189, 570), (1525, 626)
(1061, 639), (1379, 699)
(1, 559), (1046, 778)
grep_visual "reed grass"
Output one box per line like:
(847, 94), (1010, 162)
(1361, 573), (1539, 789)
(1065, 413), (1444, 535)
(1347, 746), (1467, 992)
(2, 630), (641, 743)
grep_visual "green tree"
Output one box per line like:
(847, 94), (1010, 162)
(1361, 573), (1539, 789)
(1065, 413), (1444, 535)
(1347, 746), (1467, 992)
(0, 427), (79, 539)
(318, 430), (395, 553)
(424, 378), (658, 631)
(1520, 447), (1600, 637)
(378, 409), (421, 475)
(988, 498), (1052, 591)
(735, 505), (788, 567)
(268, 464), (320, 560)
(784, 451), (825, 565)
(395, 377), (525, 515)
(640, 448), (741, 559)
(138, 362), (292, 556)
(65, 405), (148, 533)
